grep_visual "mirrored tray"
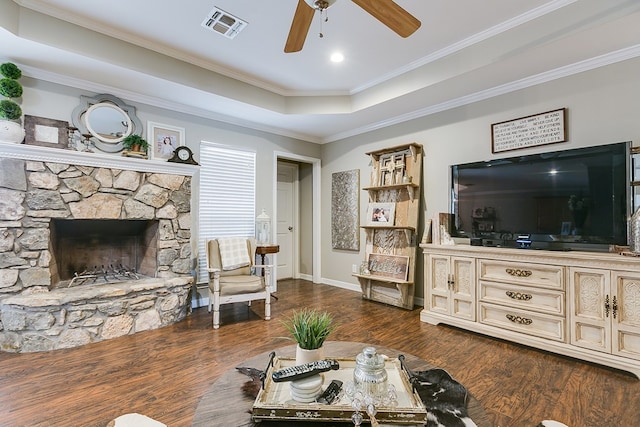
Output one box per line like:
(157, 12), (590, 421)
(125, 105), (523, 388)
(252, 355), (427, 425)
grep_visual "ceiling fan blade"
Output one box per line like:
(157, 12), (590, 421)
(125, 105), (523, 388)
(285, 0), (315, 53)
(351, 0), (421, 38)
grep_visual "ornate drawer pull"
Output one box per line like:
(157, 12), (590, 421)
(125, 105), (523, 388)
(506, 314), (533, 325)
(506, 291), (533, 301)
(506, 268), (532, 277)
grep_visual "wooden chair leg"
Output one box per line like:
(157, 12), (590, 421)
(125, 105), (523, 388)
(213, 290), (220, 329)
(213, 308), (220, 329)
(265, 293), (271, 321)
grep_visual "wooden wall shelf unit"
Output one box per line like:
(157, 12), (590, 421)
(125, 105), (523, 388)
(421, 244), (640, 378)
(355, 143), (423, 309)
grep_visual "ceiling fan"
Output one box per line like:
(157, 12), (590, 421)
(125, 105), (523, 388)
(285, 0), (421, 53)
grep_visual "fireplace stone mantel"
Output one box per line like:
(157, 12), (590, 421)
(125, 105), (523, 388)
(0, 142), (199, 176)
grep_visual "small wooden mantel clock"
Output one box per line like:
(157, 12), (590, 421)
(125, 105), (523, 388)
(168, 146), (198, 165)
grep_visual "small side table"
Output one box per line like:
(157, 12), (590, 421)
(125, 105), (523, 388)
(256, 245), (279, 300)
(256, 245), (279, 274)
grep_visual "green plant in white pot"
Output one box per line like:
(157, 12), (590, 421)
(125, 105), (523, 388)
(0, 62), (26, 143)
(282, 308), (338, 364)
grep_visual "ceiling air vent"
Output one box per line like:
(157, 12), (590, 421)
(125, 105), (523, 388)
(202, 7), (247, 39)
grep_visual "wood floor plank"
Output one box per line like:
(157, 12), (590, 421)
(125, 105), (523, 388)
(0, 278), (638, 426)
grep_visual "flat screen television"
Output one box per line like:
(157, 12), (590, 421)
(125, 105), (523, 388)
(451, 141), (630, 252)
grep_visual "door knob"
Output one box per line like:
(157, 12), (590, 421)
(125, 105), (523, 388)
(288, 226), (293, 231)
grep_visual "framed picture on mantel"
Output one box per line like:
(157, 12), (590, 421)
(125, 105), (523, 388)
(148, 121), (185, 160)
(23, 115), (68, 149)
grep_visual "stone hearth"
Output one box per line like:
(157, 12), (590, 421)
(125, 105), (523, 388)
(0, 153), (196, 353)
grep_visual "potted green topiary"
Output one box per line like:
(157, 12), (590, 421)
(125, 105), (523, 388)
(282, 308), (338, 364)
(0, 62), (26, 143)
(121, 134), (149, 154)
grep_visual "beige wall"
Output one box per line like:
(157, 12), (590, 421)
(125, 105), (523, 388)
(321, 56), (640, 301)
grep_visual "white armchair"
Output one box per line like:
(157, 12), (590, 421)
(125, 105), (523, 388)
(205, 237), (272, 329)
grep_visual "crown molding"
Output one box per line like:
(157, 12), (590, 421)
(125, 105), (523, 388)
(325, 44), (640, 143)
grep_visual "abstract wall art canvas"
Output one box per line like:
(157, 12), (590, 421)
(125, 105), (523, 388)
(331, 169), (360, 251)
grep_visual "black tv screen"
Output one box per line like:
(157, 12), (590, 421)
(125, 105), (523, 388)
(451, 142), (630, 251)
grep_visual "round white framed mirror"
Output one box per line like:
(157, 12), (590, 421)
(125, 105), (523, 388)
(71, 94), (143, 153)
(84, 102), (133, 143)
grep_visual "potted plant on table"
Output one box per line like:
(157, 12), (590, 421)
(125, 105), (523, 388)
(121, 134), (149, 155)
(0, 62), (26, 143)
(282, 308), (338, 364)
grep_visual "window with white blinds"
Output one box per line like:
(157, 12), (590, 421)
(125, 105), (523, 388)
(197, 142), (256, 284)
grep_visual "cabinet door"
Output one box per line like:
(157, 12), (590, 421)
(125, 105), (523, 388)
(427, 254), (451, 315)
(611, 272), (640, 360)
(451, 256), (476, 321)
(569, 267), (611, 353)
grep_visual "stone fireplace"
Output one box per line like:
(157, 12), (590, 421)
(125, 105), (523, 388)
(0, 146), (197, 352)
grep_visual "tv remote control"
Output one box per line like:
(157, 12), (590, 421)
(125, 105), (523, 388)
(271, 359), (340, 382)
(316, 379), (343, 404)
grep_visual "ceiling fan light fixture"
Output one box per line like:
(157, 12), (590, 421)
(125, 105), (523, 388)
(304, 0), (336, 11)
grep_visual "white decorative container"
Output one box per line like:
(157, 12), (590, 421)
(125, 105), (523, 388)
(256, 209), (271, 245)
(295, 344), (324, 365)
(0, 120), (25, 143)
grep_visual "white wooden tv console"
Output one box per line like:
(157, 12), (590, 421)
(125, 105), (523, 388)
(420, 244), (640, 378)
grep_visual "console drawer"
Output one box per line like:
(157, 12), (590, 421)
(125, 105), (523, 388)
(478, 260), (564, 290)
(479, 302), (565, 342)
(479, 281), (564, 315)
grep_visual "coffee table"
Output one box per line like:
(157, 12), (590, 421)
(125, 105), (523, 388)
(192, 341), (492, 426)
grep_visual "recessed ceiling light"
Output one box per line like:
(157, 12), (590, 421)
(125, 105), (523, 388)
(330, 52), (344, 63)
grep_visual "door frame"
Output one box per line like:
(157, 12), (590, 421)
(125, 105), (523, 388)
(273, 152), (321, 284)
(276, 161), (300, 280)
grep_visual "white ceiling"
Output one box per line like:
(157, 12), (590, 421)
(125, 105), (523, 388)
(2, 0), (640, 143)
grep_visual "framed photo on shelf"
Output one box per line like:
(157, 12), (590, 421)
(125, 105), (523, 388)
(366, 202), (395, 226)
(147, 121), (185, 160)
(23, 115), (68, 149)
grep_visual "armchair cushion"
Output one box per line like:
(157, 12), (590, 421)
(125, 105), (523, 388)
(218, 275), (264, 296)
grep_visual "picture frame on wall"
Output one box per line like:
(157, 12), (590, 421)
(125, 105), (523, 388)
(147, 121), (185, 160)
(491, 108), (567, 153)
(23, 115), (68, 149)
(366, 202), (395, 226)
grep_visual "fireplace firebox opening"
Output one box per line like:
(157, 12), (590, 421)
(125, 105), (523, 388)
(50, 219), (159, 288)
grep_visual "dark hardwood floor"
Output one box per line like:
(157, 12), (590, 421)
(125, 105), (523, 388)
(0, 279), (638, 427)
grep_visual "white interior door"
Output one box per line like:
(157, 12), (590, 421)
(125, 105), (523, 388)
(277, 162), (298, 280)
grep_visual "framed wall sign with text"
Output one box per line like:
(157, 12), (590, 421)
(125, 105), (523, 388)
(491, 108), (567, 153)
